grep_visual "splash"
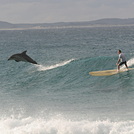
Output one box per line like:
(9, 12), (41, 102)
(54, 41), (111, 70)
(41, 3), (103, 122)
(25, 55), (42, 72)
(121, 57), (134, 69)
(36, 59), (75, 71)
(0, 116), (134, 134)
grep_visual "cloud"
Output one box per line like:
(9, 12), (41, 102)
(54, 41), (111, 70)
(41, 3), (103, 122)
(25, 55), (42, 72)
(0, 0), (134, 23)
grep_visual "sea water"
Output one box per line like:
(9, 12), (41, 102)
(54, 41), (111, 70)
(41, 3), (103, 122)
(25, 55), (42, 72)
(0, 26), (134, 134)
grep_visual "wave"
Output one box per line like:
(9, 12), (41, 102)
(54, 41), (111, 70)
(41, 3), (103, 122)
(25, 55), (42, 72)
(33, 56), (134, 73)
(10, 56), (134, 92)
(0, 116), (134, 134)
(36, 59), (75, 71)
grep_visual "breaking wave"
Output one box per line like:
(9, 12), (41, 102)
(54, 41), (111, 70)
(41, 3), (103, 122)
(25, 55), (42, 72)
(36, 59), (75, 71)
(0, 116), (134, 134)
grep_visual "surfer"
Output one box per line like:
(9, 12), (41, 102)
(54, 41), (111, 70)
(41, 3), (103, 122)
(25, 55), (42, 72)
(116, 49), (128, 71)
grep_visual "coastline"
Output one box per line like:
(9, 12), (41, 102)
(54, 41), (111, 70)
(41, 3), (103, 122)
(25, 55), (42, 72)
(0, 24), (134, 31)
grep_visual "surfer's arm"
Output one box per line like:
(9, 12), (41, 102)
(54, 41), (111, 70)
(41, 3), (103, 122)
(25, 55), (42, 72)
(116, 58), (120, 65)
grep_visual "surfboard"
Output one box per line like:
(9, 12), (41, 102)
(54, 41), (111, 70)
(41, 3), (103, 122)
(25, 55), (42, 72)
(89, 68), (134, 76)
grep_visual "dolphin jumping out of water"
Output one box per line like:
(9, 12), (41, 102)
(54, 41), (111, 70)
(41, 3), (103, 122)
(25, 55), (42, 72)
(8, 50), (38, 64)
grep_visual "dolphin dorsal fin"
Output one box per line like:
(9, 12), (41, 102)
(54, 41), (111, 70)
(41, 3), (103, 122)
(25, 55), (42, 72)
(21, 50), (27, 55)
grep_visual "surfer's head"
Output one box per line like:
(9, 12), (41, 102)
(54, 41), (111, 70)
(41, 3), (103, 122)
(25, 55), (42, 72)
(118, 49), (121, 54)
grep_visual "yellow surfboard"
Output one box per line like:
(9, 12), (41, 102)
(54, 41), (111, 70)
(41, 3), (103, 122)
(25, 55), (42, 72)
(89, 68), (134, 76)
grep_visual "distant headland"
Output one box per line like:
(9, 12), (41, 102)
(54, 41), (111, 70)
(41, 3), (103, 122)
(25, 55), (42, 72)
(0, 18), (134, 30)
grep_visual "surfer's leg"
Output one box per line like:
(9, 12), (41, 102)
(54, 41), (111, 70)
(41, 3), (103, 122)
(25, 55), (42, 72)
(118, 62), (124, 71)
(125, 61), (128, 70)
(117, 64), (120, 71)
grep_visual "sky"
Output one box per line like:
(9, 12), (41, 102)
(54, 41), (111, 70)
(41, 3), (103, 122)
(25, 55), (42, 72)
(0, 0), (134, 23)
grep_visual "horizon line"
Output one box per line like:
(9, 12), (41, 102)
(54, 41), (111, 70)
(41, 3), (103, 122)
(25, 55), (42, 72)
(1, 17), (134, 24)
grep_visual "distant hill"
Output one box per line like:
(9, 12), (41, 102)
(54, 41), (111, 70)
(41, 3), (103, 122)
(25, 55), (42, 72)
(89, 18), (134, 25)
(0, 18), (134, 30)
(0, 21), (14, 28)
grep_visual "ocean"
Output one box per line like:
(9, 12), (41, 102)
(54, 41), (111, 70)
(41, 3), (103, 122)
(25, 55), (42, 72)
(0, 26), (134, 134)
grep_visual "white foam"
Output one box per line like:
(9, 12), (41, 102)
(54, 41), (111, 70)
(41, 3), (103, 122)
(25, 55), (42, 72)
(121, 57), (134, 69)
(36, 59), (74, 71)
(0, 116), (134, 134)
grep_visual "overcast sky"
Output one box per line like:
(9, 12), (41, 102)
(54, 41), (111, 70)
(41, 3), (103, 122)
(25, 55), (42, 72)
(0, 0), (134, 23)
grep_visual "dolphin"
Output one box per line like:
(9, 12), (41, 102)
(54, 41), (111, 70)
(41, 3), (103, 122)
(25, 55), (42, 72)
(8, 50), (38, 64)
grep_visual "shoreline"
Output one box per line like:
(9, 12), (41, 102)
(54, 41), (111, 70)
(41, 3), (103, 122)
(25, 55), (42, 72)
(0, 24), (134, 31)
